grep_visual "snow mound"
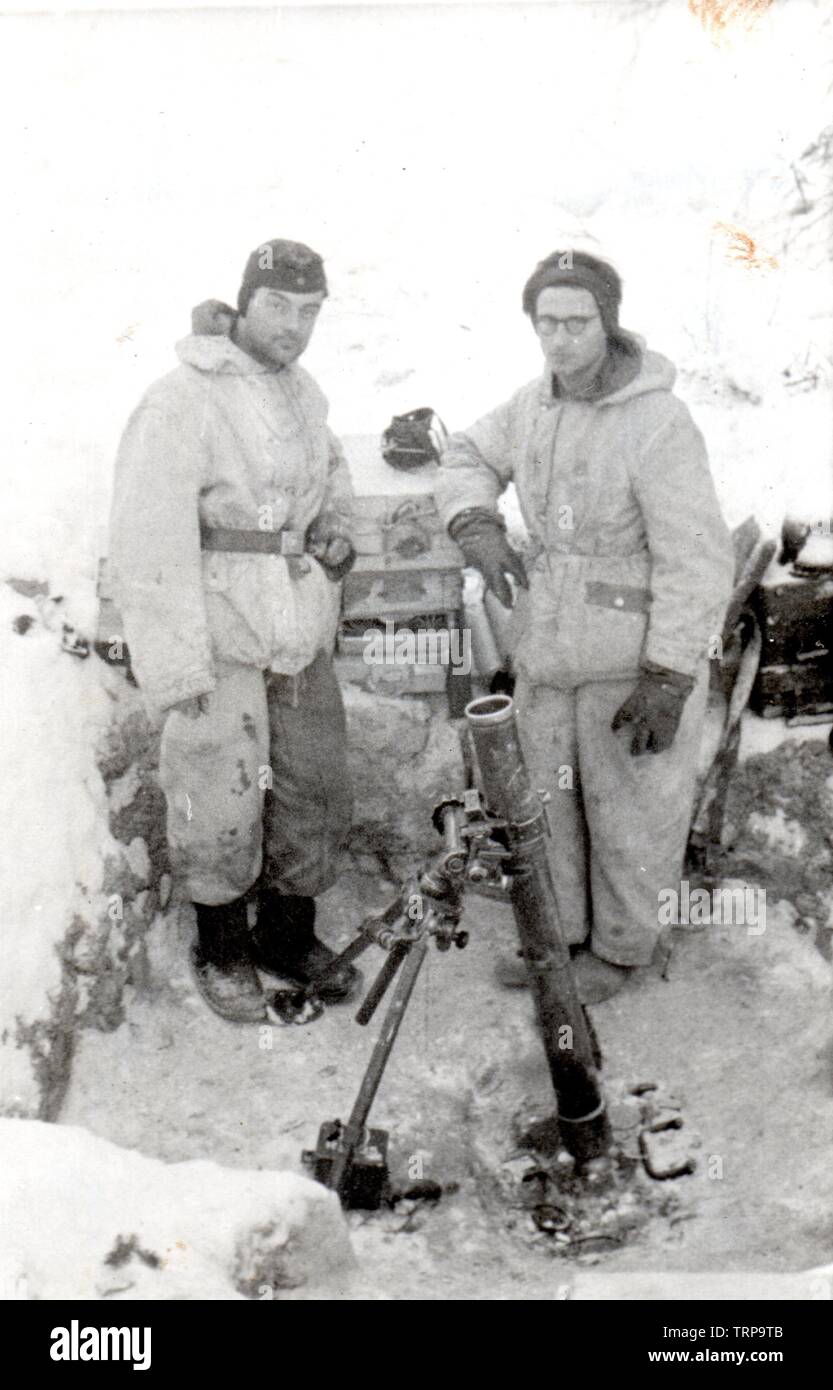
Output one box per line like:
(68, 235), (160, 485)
(0, 1119), (354, 1301)
(0, 583), (116, 1115)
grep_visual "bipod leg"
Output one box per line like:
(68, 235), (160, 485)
(305, 898), (414, 1000)
(304, 930), (375, 997)
(331, 934), (430, 1202)
(355, 941), (411, 1026)
(269, 929), (378, 1023)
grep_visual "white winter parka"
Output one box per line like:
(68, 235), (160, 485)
(434, 345), (734, 686)
(109, 334), (353, 717)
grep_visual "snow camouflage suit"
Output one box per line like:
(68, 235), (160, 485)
(109, 332), (354, 905)
(434, 341), (735, 966)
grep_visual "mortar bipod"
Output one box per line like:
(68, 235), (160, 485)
(298, 803), (478, 1207)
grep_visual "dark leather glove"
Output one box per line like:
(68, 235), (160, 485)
(611, 664), (695, 756)
(448, 507), (528, 609)
(305, 511), (356, 582)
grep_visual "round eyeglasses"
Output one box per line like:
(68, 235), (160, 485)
(534, 313), (599, 339)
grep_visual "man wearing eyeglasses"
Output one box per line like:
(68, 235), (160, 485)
(435, 249), (734, 1001)
(109, 239), (361, 1023)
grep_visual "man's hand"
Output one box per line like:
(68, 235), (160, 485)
(448, 507), (528, 609)
(169, 693), (211, 719)
(611, 666), (695, 756)
(306, 512), (356, 582)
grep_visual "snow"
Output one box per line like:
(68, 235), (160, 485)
(740, 707), (832, 761)
(0, 584), (117, 1113)
(0, 1118), (353, 1299)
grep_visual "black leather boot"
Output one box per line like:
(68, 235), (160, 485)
(251, 892), (362, 1002)
(191, 899), (266, 1023)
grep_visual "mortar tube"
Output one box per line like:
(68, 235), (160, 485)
(465, 694), (610, 1164)
(463, 571), (502, 679)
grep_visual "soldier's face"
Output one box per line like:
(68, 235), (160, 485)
(237, 287), (326, 367)
(533, 286), (607, 379)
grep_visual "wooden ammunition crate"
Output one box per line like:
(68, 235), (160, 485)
(334, 654), (450, 696)
(338, 436), (470, 710)
(340, 437), (464, 620)
(348, 497), (463, 569)
(335, 612), (471, 698)
(341, 565), (463, 621)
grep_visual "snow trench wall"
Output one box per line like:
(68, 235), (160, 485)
(0, 594), (464, 1122)
(0, 580), (173, 1122)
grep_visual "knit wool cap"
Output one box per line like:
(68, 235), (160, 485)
(522, 250), (623, 336)
(237, 239), (328, 314)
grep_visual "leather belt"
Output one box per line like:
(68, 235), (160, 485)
(201, 525), (305, 556)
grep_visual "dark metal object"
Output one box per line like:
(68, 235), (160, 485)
(302, 1120), (390, 1210)
(329, 937), (429, 1204)
(532, 1203), (570, 1234)
(465, 694), (610, 1164)
(381, 407), (448, 471)
(445, 608), (473, 718)
(753, 572), (833, 664)
(750, 567), (833, 719)
(687, 520), (776, 872)
(752, 659), (833, 720)
(639, 1127), (696, 1181)
(298, 805), (472, 1207)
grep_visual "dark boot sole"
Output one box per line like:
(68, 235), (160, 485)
(252, 950), (362, 1003)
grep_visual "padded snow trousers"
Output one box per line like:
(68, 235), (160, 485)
(512, 668), (709, 966)
(158, 652), (352, 905)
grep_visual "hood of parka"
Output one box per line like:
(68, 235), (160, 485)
(174, 331), (285, 376)
(547, 332), (678, 406)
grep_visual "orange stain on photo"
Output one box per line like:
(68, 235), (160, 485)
(713, 222), (779, 272)
(688, 0), (773, 42)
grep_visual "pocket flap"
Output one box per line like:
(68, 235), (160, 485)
(585, 580), (651, 614)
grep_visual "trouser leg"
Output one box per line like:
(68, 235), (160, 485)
(513, 676), (590, 948)
(158, 664), (269, 905)
(261, 651), (354, 898)
(576, 668), (710, 967)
